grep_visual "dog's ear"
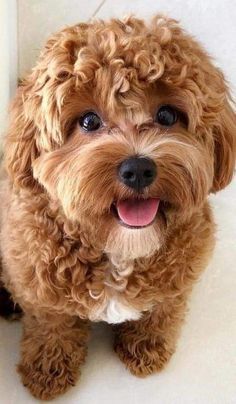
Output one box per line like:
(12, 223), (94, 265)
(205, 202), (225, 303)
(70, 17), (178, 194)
(4, 85), (39, 188)
(4, 25), (80, 189)
(211, 97), (236, 192)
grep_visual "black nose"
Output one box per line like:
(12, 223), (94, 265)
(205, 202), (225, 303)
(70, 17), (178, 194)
(118, 157), (157, 191)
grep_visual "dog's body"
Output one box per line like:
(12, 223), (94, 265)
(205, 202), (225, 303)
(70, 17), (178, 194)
(0, 16), (235, 400)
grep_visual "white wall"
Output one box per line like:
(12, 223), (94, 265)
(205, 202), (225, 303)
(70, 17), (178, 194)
(0, 0), (17, 138)
(18, 0), (103, 78)
(18, 0), (236, 96)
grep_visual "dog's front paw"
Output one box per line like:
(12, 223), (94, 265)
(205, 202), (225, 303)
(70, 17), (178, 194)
(18, 347), (85, 400)
(18, 314), (89, 399)
(114, 336), (174, 377)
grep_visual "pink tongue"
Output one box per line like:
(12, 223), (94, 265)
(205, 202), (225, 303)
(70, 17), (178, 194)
(117, 198), (160, 227)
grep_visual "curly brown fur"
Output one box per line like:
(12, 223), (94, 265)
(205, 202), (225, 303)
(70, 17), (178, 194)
(0, 15), (235, 400)
(18, 314), (89, 400)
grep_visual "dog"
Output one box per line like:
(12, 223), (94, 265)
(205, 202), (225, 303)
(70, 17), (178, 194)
(0, 15), (235, 400)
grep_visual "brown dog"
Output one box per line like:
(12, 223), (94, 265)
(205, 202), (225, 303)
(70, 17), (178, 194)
(0, 15), (235, 400)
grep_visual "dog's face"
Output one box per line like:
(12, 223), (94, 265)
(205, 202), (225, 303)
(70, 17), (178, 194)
(6, 16), (236, 259)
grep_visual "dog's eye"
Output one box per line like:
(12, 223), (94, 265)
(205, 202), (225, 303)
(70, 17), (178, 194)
(155, 105), (178, 126)
(79, 112), (102, 132)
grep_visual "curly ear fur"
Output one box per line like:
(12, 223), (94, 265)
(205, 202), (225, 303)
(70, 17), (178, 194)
(4, 25), (85, 189)
(4, 86), (39, 188)
(212, 98), (236, 192)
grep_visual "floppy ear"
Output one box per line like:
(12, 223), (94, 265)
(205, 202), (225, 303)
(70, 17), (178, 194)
(4, 24), (84, 189)
(211, 98), (236, 192)
(4, 85), (39, 188)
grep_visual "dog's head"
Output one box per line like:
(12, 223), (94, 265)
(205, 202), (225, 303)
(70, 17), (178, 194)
(5, 16), (236, 259)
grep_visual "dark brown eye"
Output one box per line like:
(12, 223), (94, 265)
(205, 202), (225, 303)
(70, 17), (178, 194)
(155, 105), (178, 126)
(79, 112), (102, 132)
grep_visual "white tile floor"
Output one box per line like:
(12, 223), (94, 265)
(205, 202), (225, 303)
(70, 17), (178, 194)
(1, 1), (236, 403)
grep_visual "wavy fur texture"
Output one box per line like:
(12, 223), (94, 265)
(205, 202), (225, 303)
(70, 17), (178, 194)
(0, 15), (235, 400)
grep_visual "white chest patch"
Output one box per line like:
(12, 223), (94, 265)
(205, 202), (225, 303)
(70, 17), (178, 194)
(89, 297), (142, 324)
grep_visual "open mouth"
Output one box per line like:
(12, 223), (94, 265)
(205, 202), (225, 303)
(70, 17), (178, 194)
(112, 198), (160, 229)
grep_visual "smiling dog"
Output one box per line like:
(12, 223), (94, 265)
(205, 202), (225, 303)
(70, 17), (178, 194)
(0, 15), (235, 400)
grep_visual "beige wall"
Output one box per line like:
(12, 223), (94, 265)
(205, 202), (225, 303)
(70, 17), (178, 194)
(0, 0), (17, 139)
(18, 0), (102, 77)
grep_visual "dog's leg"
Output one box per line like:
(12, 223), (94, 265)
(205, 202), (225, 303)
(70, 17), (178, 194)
(113, 296), (187, 377)
(18, 312), (90, 400)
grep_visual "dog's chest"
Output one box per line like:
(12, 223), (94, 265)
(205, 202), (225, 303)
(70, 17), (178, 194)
(89, 296), (142, 324)
(88, 257), (142, 324)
